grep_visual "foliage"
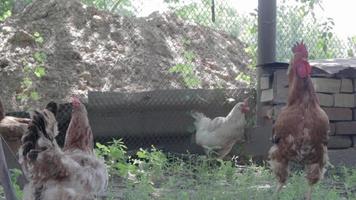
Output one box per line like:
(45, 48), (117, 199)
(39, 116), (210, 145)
(96, 139), (352, 200)
(276, 2), (344, 61)
(0, 0), (12, 21)
(165, 0), (351, 62)
(81, 0), (134, 16)
(10, 168), (23, 199)
(347, 35), (356, 57)
(16, 32), (46, 104)
(169, 38), (201, 88)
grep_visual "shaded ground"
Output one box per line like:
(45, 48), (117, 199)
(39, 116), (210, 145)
(0, 0), (253, 111)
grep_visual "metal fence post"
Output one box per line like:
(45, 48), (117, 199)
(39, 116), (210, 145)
(0, 138), (17, 200)
(256, 0), (276, 126)
(258, 0), (276, 65)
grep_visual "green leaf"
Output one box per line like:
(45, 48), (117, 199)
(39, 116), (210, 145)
(33, 32), (44, 44)
(24, 65), (32, 73)
(30, 91), (40, 100)
(34, 66), (46, 78)
(23, 77), (32, 88)
(34, 52), (46, 63)
(33, 32), (40, 37)
(137, 149), (148, 159)
(328, 32), (333, 39)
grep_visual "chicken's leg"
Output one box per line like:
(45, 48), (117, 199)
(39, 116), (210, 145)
(268, 145), (289, 195)
(305, 162), (324, 200)
(305, 185), (313, 200)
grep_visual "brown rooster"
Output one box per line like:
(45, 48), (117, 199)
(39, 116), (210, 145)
(268, 42), (330, 200)
(19, 97), (108, 200)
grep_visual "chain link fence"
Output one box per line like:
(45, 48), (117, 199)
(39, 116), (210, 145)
(0, 0), (355, 156)
(275, 0), (356, 61)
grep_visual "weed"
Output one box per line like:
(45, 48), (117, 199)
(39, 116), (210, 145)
(98, 140), (350, 200)
(169, 38), (200, 88)
(16, 32), (47, 104)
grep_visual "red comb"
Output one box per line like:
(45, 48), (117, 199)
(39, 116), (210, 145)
(292, 41), (308, 57)
(71, 96), (81, 104)
(243, 98), (249, 105)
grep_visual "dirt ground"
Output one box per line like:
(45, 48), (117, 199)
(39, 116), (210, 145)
(0, 0), (254, 112)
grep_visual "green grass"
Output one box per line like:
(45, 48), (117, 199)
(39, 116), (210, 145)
(2, 140), (355, 200)
(98, 140), (356, 200)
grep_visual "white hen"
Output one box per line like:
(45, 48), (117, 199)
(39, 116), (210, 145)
(192, 99), (249, 159)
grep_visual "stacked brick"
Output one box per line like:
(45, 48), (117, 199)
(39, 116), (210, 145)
(259, 63), (356, 150)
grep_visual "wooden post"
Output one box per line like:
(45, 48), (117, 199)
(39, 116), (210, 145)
(0, 138), (18, 200)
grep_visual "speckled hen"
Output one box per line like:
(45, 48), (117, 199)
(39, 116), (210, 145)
(19, 97), (108, 200)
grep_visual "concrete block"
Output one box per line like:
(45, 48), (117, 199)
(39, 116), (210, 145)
(329, 149), (356, 167)
(334, 93), (355, 107)
(273, 69), (288, 104)
(323, 107), (352, 121)
(242, 124), (273, 157)
(328, 135), (352, 149)
(260, 76), (270, 90)
(329, 123), (335, 135)
(340, 79), (353, 93)
(273, 87), (288, 104)
(273, 105), (285, 120)
(273, 69), (288, 87)
(353, 79), (356, 92)
(316, 93), (333, 107)
(335, 121), (356, 135)
(259, 105), (273, 120)
(261, 89), (273, 103)
(312, 78), (340, 93)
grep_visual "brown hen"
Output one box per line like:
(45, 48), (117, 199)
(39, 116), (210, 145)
(268, 42), (330, 200)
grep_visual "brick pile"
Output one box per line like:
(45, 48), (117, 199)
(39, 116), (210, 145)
(259, 59), (356, 150)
